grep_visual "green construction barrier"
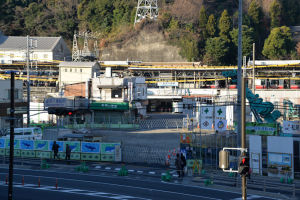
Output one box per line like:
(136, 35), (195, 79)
(70, 153), (81, 160)
(101, 154), (114, 161)
(81, 153), (101, 161)
(0, 149), (5, 155)
(36, 151), (51, 159)
(21, 150), (36, 158)
(5, 149), (20, 156)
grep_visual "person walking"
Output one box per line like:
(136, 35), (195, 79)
(52, 141), (59, 159)
(65, 144), (71, 161)
(181, 153), (187, 177)
(175, 153), (183, 178)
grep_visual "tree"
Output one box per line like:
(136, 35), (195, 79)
(179, 34), (199, 62)
(206, 14), (217, 37)
(262, 26), (294, 59)
(230, 25), (255, 59)
(296, 42), (300, 56)
(198, 6), (208, 38)
(218, 10), (232, 41)
(270, 0), (282, 28)
(248, 0), (263, 27)
(203, 37), (229, 65)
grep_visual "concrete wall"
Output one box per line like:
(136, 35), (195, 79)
(101, 30), (186, 62)
(0, 79), (23, 102)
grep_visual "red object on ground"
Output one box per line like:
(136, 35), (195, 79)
(229, 85), (237, 89)
(55, 178), (58, 189)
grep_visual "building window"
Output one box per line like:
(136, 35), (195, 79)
(80, 69), (82, 73)
(10, 53), (14, 58)
(65, 69), (67, 72)
(44, 54), (48, 59)
(111, 88), (122, 98)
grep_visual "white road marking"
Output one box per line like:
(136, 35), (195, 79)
(231, 195), (266, 200)
(148, 172), (155, 175)
(128, 170), (135, 172)
(95, 166), (101, 169)
(0, 181), (150, 200)
(115, 168), (121, 171)
(105, 167), (112, 170)
(137, 171), (143, 173)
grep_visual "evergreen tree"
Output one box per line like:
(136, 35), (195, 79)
(206, 14), (217, 37)
(218, 10), (232, 41)
(270, 0), (282, 28)
(203, 37), (229, 65)
(199, 6), (208, 38)
(248, 0), (263, 27)
(230, 25), (255, 59)
(262, 26), (294, 59)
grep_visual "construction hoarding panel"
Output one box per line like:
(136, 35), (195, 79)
(283, 121), (300, 134)
(81, 142), (100, 153)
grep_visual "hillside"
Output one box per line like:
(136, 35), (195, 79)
(0, 0), (299, 64)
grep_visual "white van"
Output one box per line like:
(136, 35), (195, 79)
(5, 127), (42, 140)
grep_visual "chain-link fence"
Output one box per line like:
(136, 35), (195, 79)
(138, 118), (183, 129)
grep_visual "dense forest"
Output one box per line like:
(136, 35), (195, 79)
(0, 0), (300, 65)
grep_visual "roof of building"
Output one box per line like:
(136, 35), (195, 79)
(0, 36), (62, 51)
(59, 62), (100, 68)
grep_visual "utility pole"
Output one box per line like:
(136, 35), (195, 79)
(8, 72), (15, 200)
(237, 0), (247, 199)
(26, 35), (30, 127)
(252, 43), (255, 93)
(241, 59), (247, 200)
(236, 0), (243, 148)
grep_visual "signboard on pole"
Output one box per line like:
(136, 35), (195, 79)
(200, 106), (213, 118)
(215, 119), (227, 132)
(283, 121), (300, 134)
(200, 118), (213, 130)
(157, 82), (178, 87)
(244, 122), (278, 136)
(214, 106), (226, 119)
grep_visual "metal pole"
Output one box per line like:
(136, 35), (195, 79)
(241, 75), (247, 200)
(26, 35), (30, 127)
(237, 0), (243, 148)
(252, 43), (255, 93)
(8, 72), (15, 200)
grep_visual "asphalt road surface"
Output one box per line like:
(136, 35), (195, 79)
(0, 167), (278, 200)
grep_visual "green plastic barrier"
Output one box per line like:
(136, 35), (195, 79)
(0, 149), (5, 155)
(36, 151), (51, 159)
(21, 150), (36, 157)
(101, 154), (114, 161)
(70, 153), (81, 160)
(5, 149), (20, 156)
(81, 153), (101, 161)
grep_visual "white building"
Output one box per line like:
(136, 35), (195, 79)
(58, 62), (100, 91)
(0, 36), (71, 64)
(0, 79), (26, 132)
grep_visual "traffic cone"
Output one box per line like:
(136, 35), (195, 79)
(197, 123), (200, 129)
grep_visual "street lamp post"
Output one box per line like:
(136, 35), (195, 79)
(26, 35), (37, 127)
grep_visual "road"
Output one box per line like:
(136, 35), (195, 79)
(0, 166), (277, 200)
